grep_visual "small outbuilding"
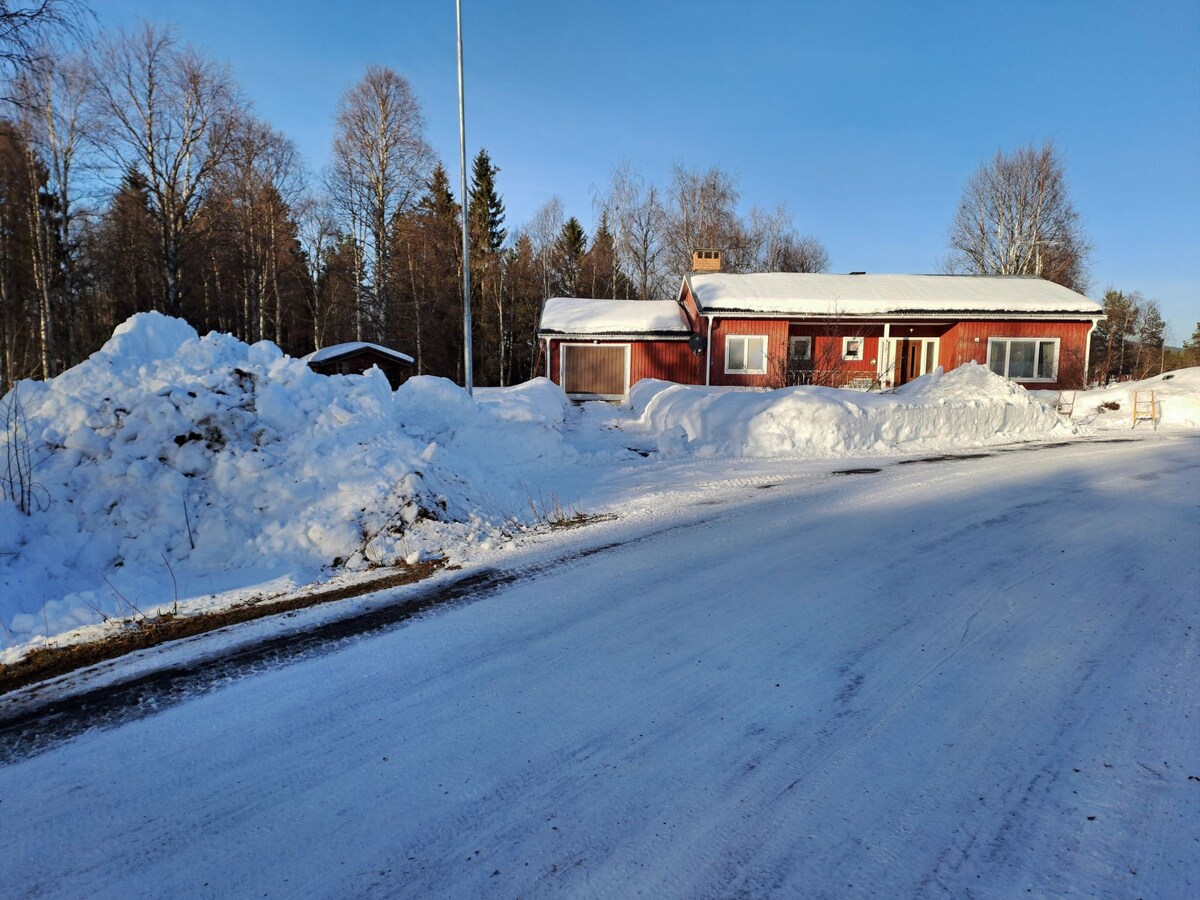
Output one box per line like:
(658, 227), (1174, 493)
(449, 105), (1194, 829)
(538, 298), (701, 400)
(303, 342), (415, 389)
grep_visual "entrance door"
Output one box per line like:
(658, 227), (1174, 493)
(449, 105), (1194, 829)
(897, 340), (922, 385)
(787, 336), (813, 385)
(883, 337), (939, 387)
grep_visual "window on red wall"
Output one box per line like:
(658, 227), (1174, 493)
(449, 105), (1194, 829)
(726, 335), (768, 374)
(987, 337), (1058, 381)
(842, 337), (864, 361)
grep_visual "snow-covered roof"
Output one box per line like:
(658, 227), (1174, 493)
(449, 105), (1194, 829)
(685, 273), (1103, 317)
(302, 342), (414, 365)
(539, 298), (691, 336)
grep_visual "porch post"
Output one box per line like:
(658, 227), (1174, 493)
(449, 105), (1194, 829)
(880, 322), (891, 388)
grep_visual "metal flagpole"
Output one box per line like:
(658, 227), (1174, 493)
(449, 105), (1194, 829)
(456, 0), (473, 395)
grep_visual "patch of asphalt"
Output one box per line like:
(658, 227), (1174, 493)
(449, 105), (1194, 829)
(0, 531), (642, 763)
(0, 433), (1175, 762)
(0, 567), (517, 763)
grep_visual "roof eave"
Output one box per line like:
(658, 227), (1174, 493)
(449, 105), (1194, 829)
(696, 306), (1102, 320)
(538, 331), (692, 340)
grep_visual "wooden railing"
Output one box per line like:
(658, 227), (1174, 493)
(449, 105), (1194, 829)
(785, 369), (881, 390)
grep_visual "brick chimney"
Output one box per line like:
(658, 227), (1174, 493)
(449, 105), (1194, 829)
(691, 248), (722, 273)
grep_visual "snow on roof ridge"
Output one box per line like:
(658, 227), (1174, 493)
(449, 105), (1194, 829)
(303, 341), (415, 365)
(685, 272), (1102, 315)
(539, 297), (691, 335)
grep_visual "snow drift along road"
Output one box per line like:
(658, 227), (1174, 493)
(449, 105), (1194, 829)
(6, 313), (1190, 655)
(1, 437), (1196, 898)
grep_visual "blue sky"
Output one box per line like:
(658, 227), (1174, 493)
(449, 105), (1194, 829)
(95, 0), (1198, 342)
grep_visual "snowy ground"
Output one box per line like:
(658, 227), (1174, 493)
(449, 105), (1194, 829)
(1, 435), (1196, 898)
(4, 314), (1197, 661)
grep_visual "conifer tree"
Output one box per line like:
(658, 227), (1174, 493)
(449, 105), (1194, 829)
(464, 150), (508, 384)
(551, 217), (587, 297)
(468, 149), (506, 254)
(1184, 324), (1200, 367)
(393, 162), (462, 377)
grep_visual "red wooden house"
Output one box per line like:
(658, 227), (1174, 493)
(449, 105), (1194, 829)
(540, 271), (1103, 399)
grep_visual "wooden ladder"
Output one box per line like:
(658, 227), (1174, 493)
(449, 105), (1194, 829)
(1131, 390), (1157, 430)
(1055, 391), (1077, 418)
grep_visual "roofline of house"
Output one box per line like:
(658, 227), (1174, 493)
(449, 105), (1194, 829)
(537, 331), (693, 341)
(694, 308), (1104, 320)
(307, 348), (415, 365)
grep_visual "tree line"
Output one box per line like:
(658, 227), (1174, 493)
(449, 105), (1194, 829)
(0, 16), (830, 393)
(1, 5), (1189, 395)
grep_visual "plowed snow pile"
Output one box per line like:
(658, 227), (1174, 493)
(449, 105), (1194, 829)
(11, 316), (1187, 655)
(0, 314), (575, 651)
(624, 364), (1072, 457)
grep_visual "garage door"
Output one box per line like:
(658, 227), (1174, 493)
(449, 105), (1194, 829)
(562, 344), (628, 398)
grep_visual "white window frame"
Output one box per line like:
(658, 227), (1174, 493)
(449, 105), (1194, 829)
(842, 336), (864, 361)
(725, 334), (769, 375)
(986, 336), (1060, 382)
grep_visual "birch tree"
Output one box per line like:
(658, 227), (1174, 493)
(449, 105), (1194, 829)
(663, 164), (750, 273)
(90, 23), (243, 316)
(329, 65), (432, 342)
(748, 204), (828, 273)
(296, 195), (339, 351)
(0, 0), (85, 106)
(17, 51), (92, 371)
(946, 141), (1090, 293)
(215, 117), (305, 343)
(594, 162), (668, 300)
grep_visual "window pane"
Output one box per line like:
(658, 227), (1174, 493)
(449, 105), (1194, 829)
(1037, 341), (1056, 379)
(729, 338), (745, 370)
(988, 340), (1007, 376)
(925, 342), (935, 372)
(1009, 340), (1036, 379)
(747, 337), (766, 372)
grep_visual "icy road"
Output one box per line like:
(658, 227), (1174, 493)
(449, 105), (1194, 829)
(2, 436), (1198, 898)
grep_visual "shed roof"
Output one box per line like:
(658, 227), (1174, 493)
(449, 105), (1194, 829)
(302, 341), (414, 365)
(684, 273), (1103, 317)
(539, 298), (691, 336)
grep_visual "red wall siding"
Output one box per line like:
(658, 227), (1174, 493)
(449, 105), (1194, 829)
(942, 320), (1092, 389)
(632, 341), (701, 385)
(548, 315), (1094, 393)
(709, 318), (791, 387)
(679, 283), (703, 325)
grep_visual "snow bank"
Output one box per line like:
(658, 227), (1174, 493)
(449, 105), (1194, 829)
(0, 314), (576, 649)
(1055, 368), (1200, 427)
(624, 363), (1072, 457)
(6, 312), (1190, 658)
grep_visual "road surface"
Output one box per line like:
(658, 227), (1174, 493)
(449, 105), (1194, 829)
(2, 437), (1197, 898)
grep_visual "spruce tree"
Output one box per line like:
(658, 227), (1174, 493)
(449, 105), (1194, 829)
(551, 217), (587, 297)
(468, 149), (506, 254)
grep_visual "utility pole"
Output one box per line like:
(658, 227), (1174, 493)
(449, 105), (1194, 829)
(456, 0), (473, 395)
